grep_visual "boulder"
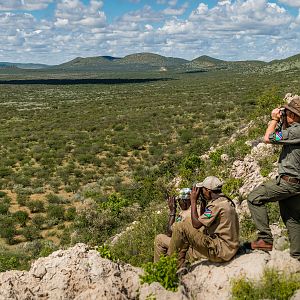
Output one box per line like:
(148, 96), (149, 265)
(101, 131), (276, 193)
(182, 250), (300, 300)
(1, 244), (299, 300)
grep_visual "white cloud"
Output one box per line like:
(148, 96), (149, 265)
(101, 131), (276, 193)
(120, 5), (163, 22)
(0, 0), (300, 64)
(278, 0), (300, 7)
(0, 0), (53, 11)
(163, 3), (189, 15)
(55, 0), (106, 28)
(168, 0), (178, 6)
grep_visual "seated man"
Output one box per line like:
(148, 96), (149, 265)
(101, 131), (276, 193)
(154, 188), (201, 262)
(168, 176), (240, 268)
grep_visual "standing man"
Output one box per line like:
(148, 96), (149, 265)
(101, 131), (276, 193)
(168, 176), (239, 268)
(248, 98), (300, 260)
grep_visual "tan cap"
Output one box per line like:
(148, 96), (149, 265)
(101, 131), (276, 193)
(196, 176), (223, 191)
(283, 98), (300, 117)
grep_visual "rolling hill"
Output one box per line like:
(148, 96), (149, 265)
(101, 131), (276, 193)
(1, 52), (300, 74)
(0, 62), (50, 69)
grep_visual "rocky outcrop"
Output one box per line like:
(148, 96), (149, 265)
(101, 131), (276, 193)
(0, 244), (299, 300)
(182, 250), (300, 300)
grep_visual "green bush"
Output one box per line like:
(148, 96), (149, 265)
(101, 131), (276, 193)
(27, 200), (45, 213)
(98, 244), (117, 262)
(13, 210), (29, 227)
(22, 225), (40, 241)
(99, 193), (129, 215)
(231, 268), (300, 300)
(140, 254), (179, 292)
(222, 178), (243, 199)
(31, 214), (46, 229)
(240, 214), (257, 243)
(0, 191), (7, 198)
(110, 208), (168, 266)
(16, 194), (29, 206)
(0, 202), (10, 215)
(47, 204), (65, 224)
(0, 251), (21, 272)
(46, 193), (64, 204)
(65, 207), (76, 221)
(179, 154), (202, 182)
(0, 215), (16, 244)
(258, 154), (278, 177)
(255, 87), (283, 117)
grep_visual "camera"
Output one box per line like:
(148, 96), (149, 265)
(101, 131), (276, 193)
(280, 107), (286, 119)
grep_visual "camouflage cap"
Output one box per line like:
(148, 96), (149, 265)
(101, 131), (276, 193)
(284, 98), (300, 117)
(195, 176), (223, 191)
(177, 188), (191, 200)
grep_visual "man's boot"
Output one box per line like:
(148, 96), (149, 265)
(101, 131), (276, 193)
(251, 239), (273, 251)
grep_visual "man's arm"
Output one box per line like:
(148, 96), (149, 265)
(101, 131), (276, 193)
(166, 196), (176, 237)
(264, 108), (281, 143)
(190, 187), (203, 229)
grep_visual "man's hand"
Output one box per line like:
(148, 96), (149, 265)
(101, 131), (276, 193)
(190, 186), (202, 229)
(190, 186), (200, 204)
(264, 107), (282, 143)
(167, 196), (176, 213)
(271, 108), (281, 121)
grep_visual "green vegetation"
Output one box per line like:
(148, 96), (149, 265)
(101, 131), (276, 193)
(0, 64), (299, 272)
(140, 254), (179, 292)
(97, 244), (117, 262)
(231, 268), (300, 300)
(108, 207), (168, 266)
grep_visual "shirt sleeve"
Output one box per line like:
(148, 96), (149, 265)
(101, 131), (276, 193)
(199, 203), (221, 227)
(269, 125), (300, 145)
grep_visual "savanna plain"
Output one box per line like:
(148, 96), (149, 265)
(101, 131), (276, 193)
(0, 66), (299, 271)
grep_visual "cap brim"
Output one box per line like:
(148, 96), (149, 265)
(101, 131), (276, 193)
(195, 182), (204, 188)
(283, 104), (300, 117)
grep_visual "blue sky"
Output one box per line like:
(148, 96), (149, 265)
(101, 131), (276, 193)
(1, 0), (300, 64)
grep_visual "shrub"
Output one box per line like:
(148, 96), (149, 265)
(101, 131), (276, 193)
(110, 208), (168, 266)
(0, 215), (16, 244)
(65, 207), (76, 221)
(140, 254), (179, 292)
(179, 154), (202, 182)
(47, 204), (65, 224)
(258, 154), (278, 177)
(13, 210), (29, 227)
(0, 202), (10, 215)
(16, 194), (29, 206)
(239, 214), (257, 243)
(22, 225), (40, 241)
(31, 214), (46, 229)
(27, 200), (45, 213)
(0, 251), (21, 272)
(231, 268), (300, 300)
(222, 178), (243, 199)
(46, 193), (64, 204)
(97, 244), (117, 262)
(0, 191), (7, 198)
(99, 193), (129, 215)
(255, 87), (283, 117)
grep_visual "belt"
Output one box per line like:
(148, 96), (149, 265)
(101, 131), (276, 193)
(281, 175), (300, 184)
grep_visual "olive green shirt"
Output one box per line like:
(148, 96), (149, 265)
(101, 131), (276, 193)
(198, 196), (239, 261)
(269, 122), (300, 179)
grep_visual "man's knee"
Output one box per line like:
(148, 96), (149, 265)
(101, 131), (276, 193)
(154, 234), (167, 247)
(248, 185), (265, 205)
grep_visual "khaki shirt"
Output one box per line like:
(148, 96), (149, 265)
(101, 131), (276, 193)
(171, 207), (198, 229)
(269, 122), (300, 179)
(199, 196), (239, 261)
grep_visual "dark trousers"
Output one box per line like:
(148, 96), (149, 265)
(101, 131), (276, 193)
(248, 177), (300, 260)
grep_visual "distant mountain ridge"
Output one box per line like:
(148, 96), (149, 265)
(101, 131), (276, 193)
(2, 52), (300, 72)
(0, 62), (50, 69)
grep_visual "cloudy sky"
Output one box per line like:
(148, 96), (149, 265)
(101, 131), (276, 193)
(1, 0), (300, 65)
